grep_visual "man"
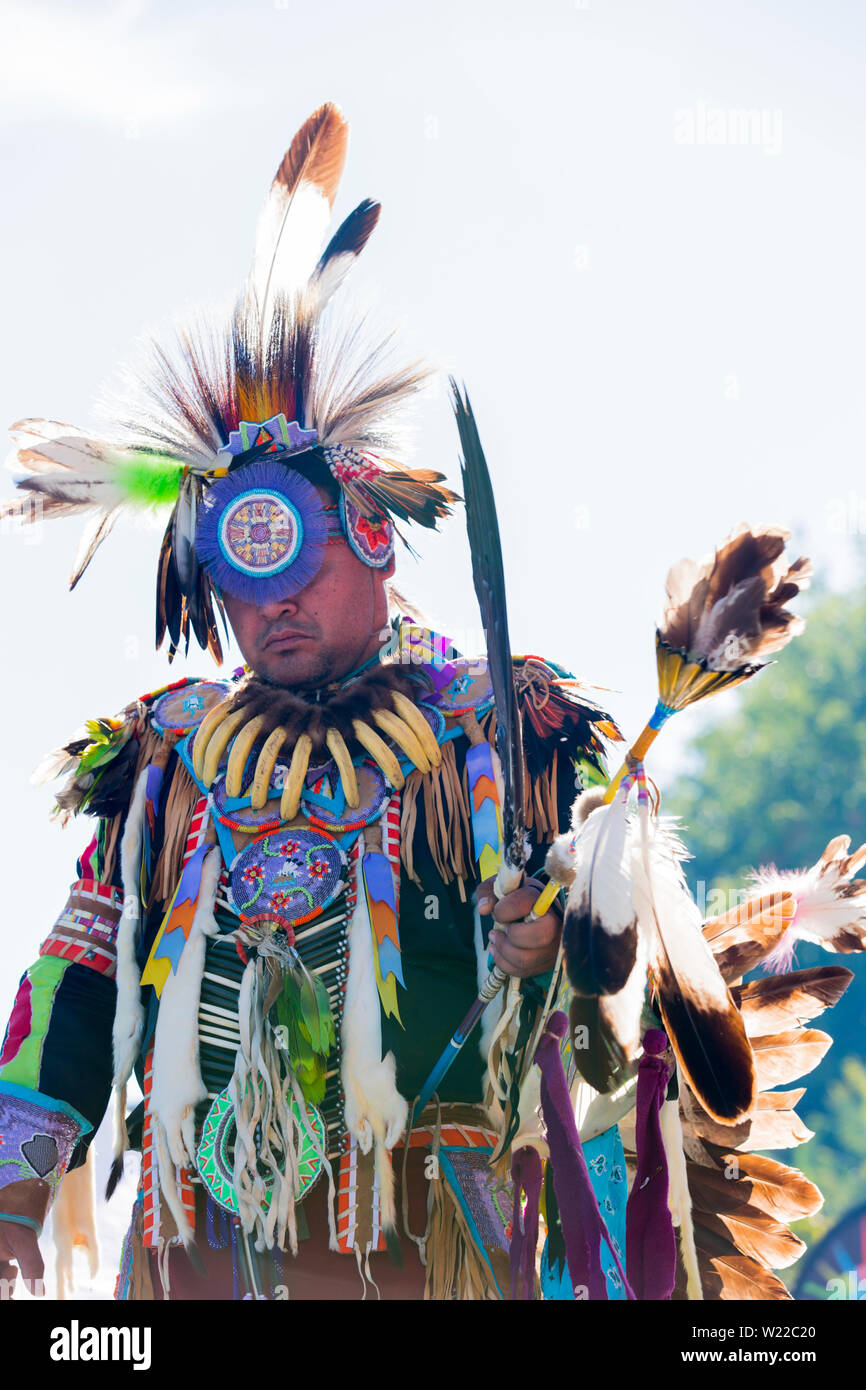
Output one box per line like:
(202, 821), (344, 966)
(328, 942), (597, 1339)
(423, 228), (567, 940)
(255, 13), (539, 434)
(2, 103), (857, 1305)
(0, 104), (608, 1300)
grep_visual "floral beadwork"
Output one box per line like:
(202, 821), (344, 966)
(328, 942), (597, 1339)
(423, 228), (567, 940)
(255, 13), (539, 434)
(339, 496), (395, 569)
(229, 828), (346, 932)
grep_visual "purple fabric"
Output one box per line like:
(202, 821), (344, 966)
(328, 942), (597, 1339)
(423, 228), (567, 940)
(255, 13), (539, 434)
(510, 1145), (543, 1300)
(536, 1013), (633, 1301)
(625, 1027), (677, 1300)
(0, 1088), (87, 1201)
(414, 631), (457, 690)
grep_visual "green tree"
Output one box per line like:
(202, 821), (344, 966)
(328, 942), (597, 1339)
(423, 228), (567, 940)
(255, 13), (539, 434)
(672, 588), (866, 887)
(669, 587), (866, 1253)
(797, 1058), (866, 1250)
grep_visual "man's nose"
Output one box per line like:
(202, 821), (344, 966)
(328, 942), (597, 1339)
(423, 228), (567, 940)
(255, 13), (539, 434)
(257, 593), (301, 620)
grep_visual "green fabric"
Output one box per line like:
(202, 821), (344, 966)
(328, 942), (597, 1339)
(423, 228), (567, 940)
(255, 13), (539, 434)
(0, 955), (67, 1090)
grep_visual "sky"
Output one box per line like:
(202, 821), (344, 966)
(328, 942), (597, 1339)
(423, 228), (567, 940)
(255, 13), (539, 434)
(1, 0), (864, 1297)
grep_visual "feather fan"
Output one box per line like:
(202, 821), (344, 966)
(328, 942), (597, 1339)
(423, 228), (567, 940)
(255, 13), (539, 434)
(660, 524), (812, 673)
(665, 952), (857, 1296)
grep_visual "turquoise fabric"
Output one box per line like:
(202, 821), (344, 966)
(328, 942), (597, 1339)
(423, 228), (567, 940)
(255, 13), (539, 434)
(540, 1124), (628, 1300)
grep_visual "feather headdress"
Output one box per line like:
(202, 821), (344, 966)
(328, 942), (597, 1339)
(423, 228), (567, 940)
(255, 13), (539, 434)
(2, 103), (457, 662)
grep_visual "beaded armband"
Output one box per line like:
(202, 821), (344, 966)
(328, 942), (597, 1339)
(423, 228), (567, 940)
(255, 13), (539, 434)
(0, 1083), (91, 1204)
(39, 878), (123, 979)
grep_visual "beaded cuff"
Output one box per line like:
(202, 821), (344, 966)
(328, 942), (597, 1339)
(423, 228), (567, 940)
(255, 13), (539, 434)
(0, 1083), (91, 1203)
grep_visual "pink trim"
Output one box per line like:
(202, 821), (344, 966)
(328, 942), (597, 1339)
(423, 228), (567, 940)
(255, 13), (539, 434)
(0, 976), (33, 1066)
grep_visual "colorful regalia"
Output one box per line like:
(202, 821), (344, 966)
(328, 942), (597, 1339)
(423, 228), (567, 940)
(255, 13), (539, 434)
(0, 103), (863, 1302)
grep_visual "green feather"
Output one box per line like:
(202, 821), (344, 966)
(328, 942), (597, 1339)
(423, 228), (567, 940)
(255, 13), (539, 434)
(116, 452), (185, 508)
(274, 966), (335, 1105)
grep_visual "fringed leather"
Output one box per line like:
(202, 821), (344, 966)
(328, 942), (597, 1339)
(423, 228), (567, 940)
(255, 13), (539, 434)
(480, 708), (562, 843)
(101, 812), (124, 885)
(131, 723), (165, 787)
(401, 740), (473, 891)
(425, 1173), (502, 1301)
(150, 759), (202, 906)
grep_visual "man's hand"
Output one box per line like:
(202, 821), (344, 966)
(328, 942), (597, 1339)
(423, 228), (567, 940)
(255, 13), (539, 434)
(0, 1220), (45, 1299)
(477, 875), (563, 978)
(0, 1177), (49, 1299)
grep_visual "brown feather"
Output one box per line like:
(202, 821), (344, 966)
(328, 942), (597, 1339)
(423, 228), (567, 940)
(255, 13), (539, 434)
(692, 1205), (806, 1270)
(69, 506), (121, 589)
(732, 966), (853, 1036)
(660, 525), (810, 668)
(695, 1151), (822, 1223)
(270, 102), (348, 212)
(568, 995), (635, 1093)
(679, 1082), (812, 1151)
(703, 892), (793, 982)
(695, 1251), (792, 1300)
(703, 891), (793, 940)
(636, 823), (755, 1123)
(652, 954), (755, 1123)
(749, 1027), (832, 1090)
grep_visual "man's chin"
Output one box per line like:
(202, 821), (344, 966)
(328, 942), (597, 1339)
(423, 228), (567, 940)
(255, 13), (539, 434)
(253, 648), (333, 690)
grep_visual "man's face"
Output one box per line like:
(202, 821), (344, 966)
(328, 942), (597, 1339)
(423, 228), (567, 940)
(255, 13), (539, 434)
(222, 526), (395, 689)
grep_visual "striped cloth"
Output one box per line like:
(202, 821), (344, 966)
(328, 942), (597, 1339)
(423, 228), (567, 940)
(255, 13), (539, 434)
(39, 879), (123, 979)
